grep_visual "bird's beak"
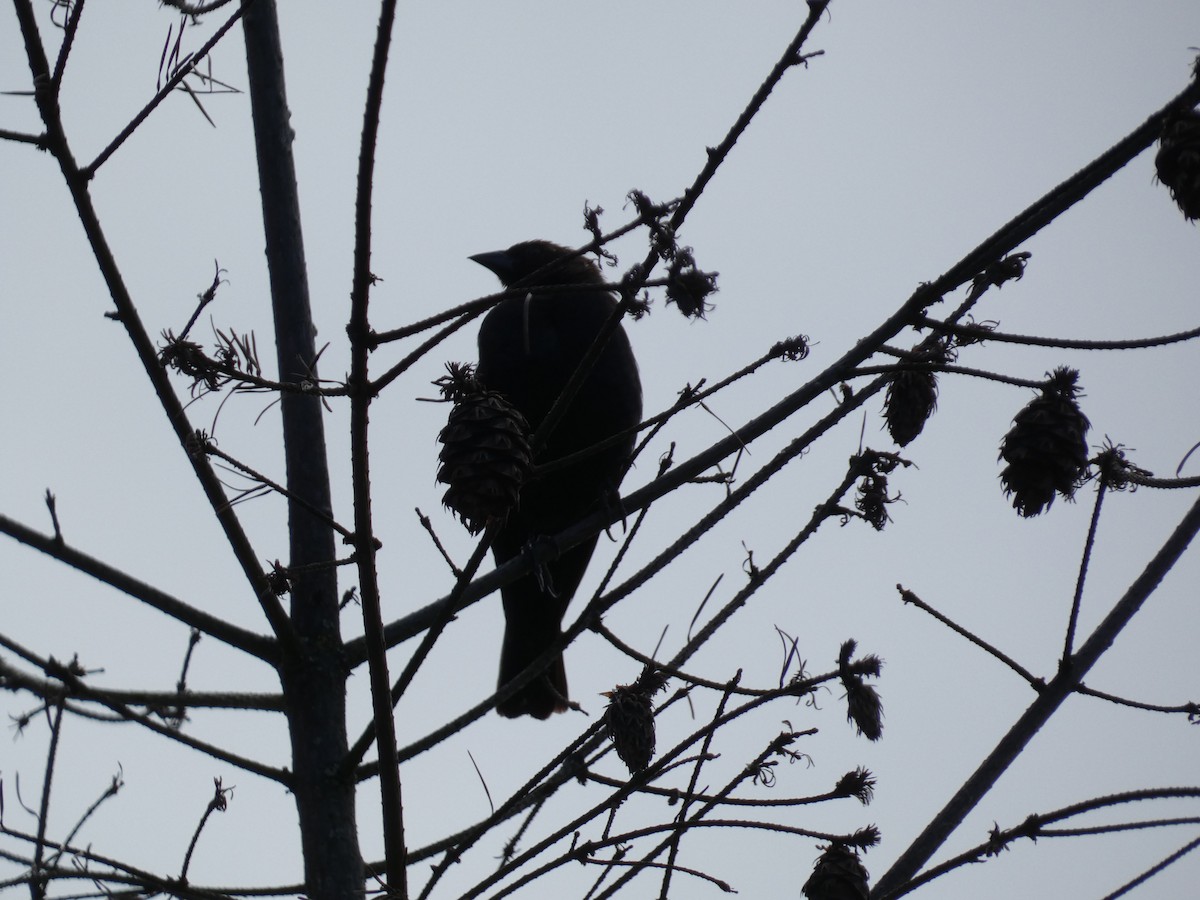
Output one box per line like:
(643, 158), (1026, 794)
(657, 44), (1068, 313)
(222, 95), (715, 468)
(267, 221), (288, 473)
(469, 249), (513, 282)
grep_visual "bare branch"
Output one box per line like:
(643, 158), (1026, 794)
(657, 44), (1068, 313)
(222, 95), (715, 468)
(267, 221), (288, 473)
(0, 512), (277, 661)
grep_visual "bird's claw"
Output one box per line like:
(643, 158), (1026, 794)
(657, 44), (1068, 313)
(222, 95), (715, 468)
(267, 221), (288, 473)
(600, 485), (630, 541)
(525, 534), (561, 596)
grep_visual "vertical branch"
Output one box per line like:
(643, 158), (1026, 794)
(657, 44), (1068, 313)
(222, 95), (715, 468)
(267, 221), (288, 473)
(50, 0), (86, 87)
(346, 0), (407, 894)
(657, 680), (739, 896)
(31, 699), (65, 900)
(1062, 480), (1106, 663)
(241, 1), (361, 897)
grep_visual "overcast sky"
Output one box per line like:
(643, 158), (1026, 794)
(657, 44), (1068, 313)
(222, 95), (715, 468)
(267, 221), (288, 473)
(3, 3), (1199, 898)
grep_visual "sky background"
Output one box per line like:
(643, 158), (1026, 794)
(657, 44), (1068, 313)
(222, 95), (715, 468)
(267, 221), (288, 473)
(2, 2), (1199, 898)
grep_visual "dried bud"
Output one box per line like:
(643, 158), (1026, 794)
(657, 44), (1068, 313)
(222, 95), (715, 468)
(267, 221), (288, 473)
(1093, 442), (1153, 492)
(771, 334), (811, 362)
(160, 330), (222, 392)
(855, 472), (892, 531)
(973, 251), (1032, 292)
(266, 561), (291, 597)
(665, 249), (717, 319)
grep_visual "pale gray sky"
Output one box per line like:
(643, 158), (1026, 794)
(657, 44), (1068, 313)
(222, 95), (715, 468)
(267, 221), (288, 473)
(2, 3), (1199, 898)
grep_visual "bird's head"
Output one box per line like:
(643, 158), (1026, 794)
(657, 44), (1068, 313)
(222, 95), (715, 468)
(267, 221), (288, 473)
(470, 240), (603, 288)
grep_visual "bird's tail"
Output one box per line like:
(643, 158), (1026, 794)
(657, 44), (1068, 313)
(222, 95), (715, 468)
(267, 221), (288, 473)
(497, 619), (569, 719)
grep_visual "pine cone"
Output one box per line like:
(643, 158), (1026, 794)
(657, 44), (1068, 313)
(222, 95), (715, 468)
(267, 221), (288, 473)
(1155, 108), (1200, 221)
(883, 366), (939, 447)
(436, 364), (531, 534)
(802, 844), (870, 900)
(603, 683), (656, 774)
(884, 339), (951, 447)
(998, 367), (1090, 518)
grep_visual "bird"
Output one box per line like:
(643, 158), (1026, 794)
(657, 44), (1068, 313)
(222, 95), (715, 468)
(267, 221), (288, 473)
(472, 240), (642, 719)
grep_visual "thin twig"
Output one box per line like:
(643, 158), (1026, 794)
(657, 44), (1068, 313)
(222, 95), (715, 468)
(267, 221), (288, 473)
(179, 778), (230, 883)
(896, 586), (1040, 687)
(85, 2), (252, 177)
(916, 315), (1200, 351)
(0, 513), (277, 661)
(50, 0), (85, 88)
(0, 635), (290, 784)
(1100, 835), (1200, 899)
(45, 766), (123, 871)
(0, 127), (48, 147)
(205, 443), (355, 541)
(415, 507), (462, 578)
(658, 679), (739, 896)
(1074, 683), (1199, 718)
(0, 657), (283, 710)
(31, 699), (65, 900)
(1063, 480), (1106, 663)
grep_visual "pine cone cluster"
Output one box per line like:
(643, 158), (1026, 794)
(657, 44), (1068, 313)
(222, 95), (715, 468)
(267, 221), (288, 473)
(1156, 107), (1200, 221)
(998, 367), (1090, 518)
(802, 844), (870, 900)
(436, 364), (531, 534)
(602, 682), (657, 774)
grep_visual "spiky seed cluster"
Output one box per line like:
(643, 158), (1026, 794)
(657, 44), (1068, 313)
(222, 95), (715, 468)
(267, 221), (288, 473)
(265, 562), (291, 597)
(998, 367), (1090, 518)
(802, 844), (870, 900)
(839, 641), (884, 742)
(855, 472), (892, 531)
(160, 331), (222, 392)
(833, 767), (876, 806)
(603, 683), (656, 774)
(1155, 108), (1200, 221)
(771, 334), (811, 362)
(852, 451), (906, 532)
(974, 251), (1032, 292)
(1093, 442), (1153, 492)
(664, 249), (717, 319)
(435, 364), (531, 534)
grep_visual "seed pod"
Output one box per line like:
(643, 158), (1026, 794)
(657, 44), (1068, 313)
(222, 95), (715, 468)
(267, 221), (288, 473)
(884, 366), (939, 447)
(802, 843), (870, 900)
(1155, 107), (1200, 221)
(998, 367), (1090, 518)
(602, 683), (656, 774)
(436, 364), (531, 534)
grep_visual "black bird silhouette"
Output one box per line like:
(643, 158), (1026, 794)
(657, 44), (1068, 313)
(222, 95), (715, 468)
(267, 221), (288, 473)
(472, 240), (642, 718)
